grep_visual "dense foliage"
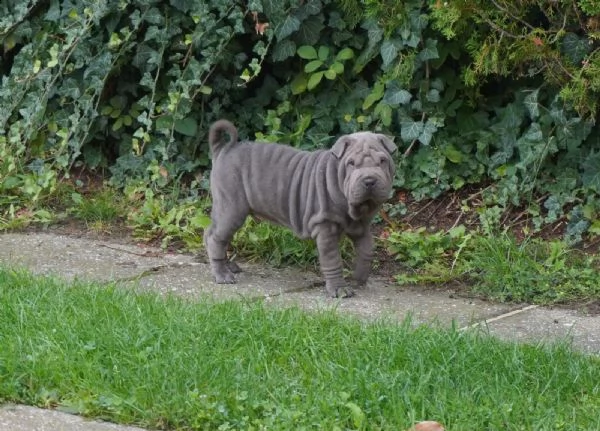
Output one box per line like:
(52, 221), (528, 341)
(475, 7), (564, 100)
(1, 0), (599, 240)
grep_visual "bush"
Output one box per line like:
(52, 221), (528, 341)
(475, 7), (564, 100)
(1, 0), (599, 243)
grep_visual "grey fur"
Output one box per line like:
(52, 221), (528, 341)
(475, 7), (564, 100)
(204, 119), (397, 297)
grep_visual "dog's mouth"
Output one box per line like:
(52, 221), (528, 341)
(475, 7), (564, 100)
(349, 199), (378, 220)
(349, 193), (387, 207)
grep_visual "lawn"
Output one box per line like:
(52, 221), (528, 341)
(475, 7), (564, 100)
(0, 267), (599, 430)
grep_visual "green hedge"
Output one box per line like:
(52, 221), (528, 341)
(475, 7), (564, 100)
(1, 0), (599, 238)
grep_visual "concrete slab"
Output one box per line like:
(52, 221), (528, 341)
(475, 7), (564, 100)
(125, 260), (321, 300)
(266, 280), (516, 327)
(129, 261), (516, 327)
(0, 232), (194, 283)
(0, 404), (145, 431)
(482, 306), (600, 355)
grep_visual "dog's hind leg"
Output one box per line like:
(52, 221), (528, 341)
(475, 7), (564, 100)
(204, 204), (248, 284)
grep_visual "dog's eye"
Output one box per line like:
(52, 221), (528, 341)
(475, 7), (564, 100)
(379, 157), (387, 165)
(348, 159), (355, 167)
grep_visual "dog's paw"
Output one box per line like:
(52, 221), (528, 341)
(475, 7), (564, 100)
(227, 260), (242, 274)
(326, 283), (355, 298)
(339, 287), (355, 298)
(215, 274), (235, 284)
(214, 272), (236, 284)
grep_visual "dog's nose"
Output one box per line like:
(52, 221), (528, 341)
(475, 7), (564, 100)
(363, 177), (377, 188)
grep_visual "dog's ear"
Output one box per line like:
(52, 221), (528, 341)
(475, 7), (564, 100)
(331, 136), (352, 158)
(378, 135), (397, 155)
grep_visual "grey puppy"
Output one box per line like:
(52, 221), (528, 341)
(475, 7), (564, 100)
(204, 119), (397, 297)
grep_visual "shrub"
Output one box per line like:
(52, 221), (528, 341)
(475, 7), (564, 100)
(2, 0), (599, 243)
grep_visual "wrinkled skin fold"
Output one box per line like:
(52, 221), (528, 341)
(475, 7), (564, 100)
(204, 119), (397, 298)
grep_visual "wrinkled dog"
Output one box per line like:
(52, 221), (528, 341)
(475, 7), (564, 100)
(204, 119), (397, 297)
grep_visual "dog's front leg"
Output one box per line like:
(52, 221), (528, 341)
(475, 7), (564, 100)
(350, 231), (374, 288)
(315, 225), (354, 298)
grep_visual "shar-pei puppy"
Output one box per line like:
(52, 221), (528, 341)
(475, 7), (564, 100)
(204, 119), (397, 297)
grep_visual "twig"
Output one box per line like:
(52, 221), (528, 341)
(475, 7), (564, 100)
(490, 0), (535, 32)
(405, 197), (437, 223)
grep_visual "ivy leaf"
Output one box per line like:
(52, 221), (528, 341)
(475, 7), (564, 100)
(296, 0), (322, 19)
(170, 0), (194, 13)
(419, 119), (438, 146)
(431, 78), (445, 91)
(329, 11), (346, 31)
(522, 122), (543, 142)
(560, 33), (590, 65)
(362, 18), (383, 46)
(272, 39), (296, 61)
(294, 15), (324, 45)
(543, 195), (563, 222)
(523, 89), (540, 119)
(383, 82), (412, 106)
(400, 118), (424, 142)
(550, 104), (567, 125)
(297, 45), (318, 60)
(582, 151), (600, 192)
(418, 38), (439, 61)
(443, 144), (463, 163)
(380, 39), (398, 67)
(143, 7), (164, 25)
(174, 117), (197, 137)
(409, 9), (429, 32)
(426, 89), (440, 103)
(276, 14), (301, 40)
(45, 1), (60, 20)
(404, 33), (420, 48)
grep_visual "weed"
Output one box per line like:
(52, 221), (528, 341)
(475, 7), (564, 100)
(385, 225), (471, 268)
(232, 217), (320, 268)
(69, 188), (124, 225)
(231, 217), (359, 269)
(385, 225), (472, 285)
(386, 227), (600, 305)
(126, 186), (211, 249)
(464, 235), (600, 304)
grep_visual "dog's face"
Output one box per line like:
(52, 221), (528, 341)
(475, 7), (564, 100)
(332, 132), (397, 220)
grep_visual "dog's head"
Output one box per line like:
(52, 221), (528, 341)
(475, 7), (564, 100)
(331, 132), (397, 220)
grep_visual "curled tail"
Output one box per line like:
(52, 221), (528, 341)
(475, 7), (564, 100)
(208, 119), (238, 157)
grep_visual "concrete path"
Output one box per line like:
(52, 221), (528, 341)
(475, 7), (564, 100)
(0, 231), (599, 430)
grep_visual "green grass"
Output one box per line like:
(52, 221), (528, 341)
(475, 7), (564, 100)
(464, 235), (600, 304)
(233, 217), (319, 267)
(1, 268), (600, 430)
(387, 228), (600, 305)
(69, 188), (124, 225)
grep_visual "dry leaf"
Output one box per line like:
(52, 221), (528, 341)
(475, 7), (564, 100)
(408, 421), (445, 431)
(250, 11), (269, 35)
(255, 22), (269, 35)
